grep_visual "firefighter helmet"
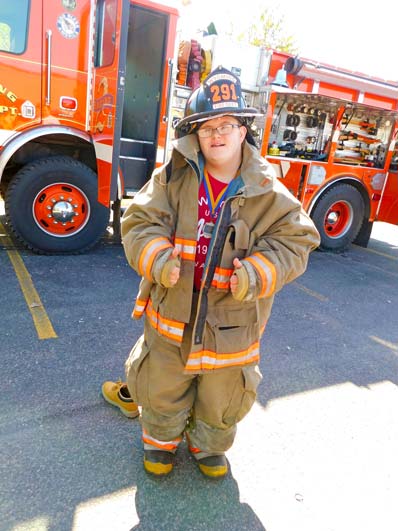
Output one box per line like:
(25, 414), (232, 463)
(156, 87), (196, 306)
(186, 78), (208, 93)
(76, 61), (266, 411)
(175, 66), (262, 137)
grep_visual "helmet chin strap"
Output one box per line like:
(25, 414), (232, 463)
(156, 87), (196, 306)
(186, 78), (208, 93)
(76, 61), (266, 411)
(244, 128), (257, 147)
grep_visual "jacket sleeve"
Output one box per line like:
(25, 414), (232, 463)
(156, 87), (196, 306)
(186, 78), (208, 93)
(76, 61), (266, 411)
(121, 165), (176, 283)
(240, 178), (321, 300)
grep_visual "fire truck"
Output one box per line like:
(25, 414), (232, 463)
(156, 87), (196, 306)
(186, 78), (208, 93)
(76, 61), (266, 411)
(2, 5), (397, 255)
(188, 36), (398, 251)
(0, 0), (178, 254)
(259, 51), (398, 251)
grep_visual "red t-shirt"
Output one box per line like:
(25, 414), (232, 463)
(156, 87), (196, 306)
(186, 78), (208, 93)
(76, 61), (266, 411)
(194, 169), (228, 290)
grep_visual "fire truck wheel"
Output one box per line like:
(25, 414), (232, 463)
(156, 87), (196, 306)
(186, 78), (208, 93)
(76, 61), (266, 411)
(311, 183), (365, 252)
(5, 156), (110, 254)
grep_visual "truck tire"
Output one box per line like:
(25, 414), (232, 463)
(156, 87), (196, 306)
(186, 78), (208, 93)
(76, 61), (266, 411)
(353, 218), (373, 248)
(311, 183), (365, 252)
(5, 156), (110, 254)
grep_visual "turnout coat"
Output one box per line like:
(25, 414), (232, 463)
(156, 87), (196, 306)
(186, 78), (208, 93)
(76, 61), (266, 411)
(121, 134), (320, 374)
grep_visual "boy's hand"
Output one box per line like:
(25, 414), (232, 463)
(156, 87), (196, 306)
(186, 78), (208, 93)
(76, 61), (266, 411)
(160, 247), (181, 287)
(230, 258), (249, 301)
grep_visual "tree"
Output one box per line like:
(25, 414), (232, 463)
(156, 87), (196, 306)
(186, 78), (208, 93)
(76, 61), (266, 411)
(227, 6), (298, 54)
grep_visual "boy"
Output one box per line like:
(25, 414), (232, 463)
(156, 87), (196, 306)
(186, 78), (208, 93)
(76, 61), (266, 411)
(104, 66), (320, 478)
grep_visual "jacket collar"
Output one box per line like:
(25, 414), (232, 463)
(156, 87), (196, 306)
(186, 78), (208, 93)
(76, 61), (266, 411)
(171, 134), (201, 170)
(171, 135), (273, 196)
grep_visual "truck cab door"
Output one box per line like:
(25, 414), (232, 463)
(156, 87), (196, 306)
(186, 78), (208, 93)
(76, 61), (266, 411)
(0, 0), (41, 140)
(41, 1), (92, 131)
(90, 0), (129, 206)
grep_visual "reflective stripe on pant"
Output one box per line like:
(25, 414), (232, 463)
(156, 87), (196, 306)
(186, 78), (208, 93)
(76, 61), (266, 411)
(125, 319), (262, 454)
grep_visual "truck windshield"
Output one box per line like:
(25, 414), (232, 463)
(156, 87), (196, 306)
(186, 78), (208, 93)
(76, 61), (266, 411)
(0, 0), (29, 54)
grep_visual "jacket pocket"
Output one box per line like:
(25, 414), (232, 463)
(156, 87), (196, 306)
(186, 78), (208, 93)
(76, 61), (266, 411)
(209, 302), (259, 357)
(125, 334), (150, 405)
(223, 365), (262, 425)
(220, 220), (250, 267)
(228, 219), (250, 250)
(213, 322), (259, 355)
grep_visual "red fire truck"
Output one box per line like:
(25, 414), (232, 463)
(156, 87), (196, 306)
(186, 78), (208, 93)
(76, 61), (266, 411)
(0, 0), (178, 254)
(258, 51), (398, 251)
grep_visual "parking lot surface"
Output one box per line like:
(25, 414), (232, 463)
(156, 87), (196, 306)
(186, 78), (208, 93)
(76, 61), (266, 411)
(1, 213), (397, 531)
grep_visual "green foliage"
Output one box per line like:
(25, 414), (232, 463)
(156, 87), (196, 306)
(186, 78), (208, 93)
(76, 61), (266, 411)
(227, 6), (298, 54)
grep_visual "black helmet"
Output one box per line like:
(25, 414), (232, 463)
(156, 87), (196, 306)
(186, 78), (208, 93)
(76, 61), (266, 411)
(175, 66), (262, 137)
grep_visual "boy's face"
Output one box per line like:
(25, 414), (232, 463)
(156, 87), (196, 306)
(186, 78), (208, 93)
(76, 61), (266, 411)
(197, 116), (247, 167)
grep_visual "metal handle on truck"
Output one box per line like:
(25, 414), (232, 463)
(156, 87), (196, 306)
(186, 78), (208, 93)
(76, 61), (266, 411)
(162, 59), (174, 163)
(46, 30), (52, 105)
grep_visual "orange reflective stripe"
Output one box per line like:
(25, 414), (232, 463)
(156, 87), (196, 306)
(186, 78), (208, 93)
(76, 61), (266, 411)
(142, 429), (182, 451)
(184, 432), (202, 454)
(145, 299), (185, 343)
(188, 445), (201, 454)
(132, 298), (148, 319)
(245, 253), (276, 298)
(138, 237), (173, 280)
(215, 266), (233, 275)
(175, 237), (196, 261)
(184, 341), (260, 371)
(212, 267), (233, 289)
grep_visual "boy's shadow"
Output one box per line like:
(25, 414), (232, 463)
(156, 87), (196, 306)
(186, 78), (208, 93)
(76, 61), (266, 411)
(130, 441), (266, 531)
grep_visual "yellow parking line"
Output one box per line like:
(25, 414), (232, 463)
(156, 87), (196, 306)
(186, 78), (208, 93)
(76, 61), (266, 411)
(354, 244), (398, 261)
(293, 281), (328, 301)
(0, 222), (57, 340)
(369, 335), (398, 352)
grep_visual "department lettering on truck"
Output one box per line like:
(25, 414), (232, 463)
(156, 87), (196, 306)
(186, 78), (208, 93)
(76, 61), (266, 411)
(0, 0), (178, 254)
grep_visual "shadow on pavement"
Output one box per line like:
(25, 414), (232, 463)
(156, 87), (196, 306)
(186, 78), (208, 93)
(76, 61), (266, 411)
(130, 442), (266, 531)
(255, 244), (398, 408)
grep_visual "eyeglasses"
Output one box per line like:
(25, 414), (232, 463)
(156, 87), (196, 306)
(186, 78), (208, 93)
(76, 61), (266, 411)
(197, 123), (242, 138)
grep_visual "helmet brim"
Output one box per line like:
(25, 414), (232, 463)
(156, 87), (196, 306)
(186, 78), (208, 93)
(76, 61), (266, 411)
(175, 107), (263, 131)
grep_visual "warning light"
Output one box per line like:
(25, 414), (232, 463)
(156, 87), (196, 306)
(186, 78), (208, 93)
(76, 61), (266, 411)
(60, 97), (77, 111)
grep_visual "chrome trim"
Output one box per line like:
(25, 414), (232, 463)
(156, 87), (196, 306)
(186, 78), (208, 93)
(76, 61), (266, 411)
(117, 170), (123, 200)
(86, 1), (96, 130)
(119, 155), (146, 161)
(163, 58), (174, 164)
(121, 137), (154, 145)
(32, 183), (90, 238)
(46, 30), (52, 105)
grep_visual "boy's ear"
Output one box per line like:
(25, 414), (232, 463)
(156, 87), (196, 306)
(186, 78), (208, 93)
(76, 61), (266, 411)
(240, 125), (247, 143)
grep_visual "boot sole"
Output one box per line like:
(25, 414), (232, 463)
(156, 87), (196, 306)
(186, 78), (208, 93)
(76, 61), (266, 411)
(144, 459), (173, 476)
(198, 463), (228, 479)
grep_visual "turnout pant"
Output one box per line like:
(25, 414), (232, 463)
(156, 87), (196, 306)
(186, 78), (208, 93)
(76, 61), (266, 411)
(125, 318), (262, 456)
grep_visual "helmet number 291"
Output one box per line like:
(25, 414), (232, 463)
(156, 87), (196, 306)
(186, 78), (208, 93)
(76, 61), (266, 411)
(210, 83), (238, 103)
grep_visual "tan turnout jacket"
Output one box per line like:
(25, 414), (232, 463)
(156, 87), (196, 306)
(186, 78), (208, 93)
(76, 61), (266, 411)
(122, 134), (320, 374)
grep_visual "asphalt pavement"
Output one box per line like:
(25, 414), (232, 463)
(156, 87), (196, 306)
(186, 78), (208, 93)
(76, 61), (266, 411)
(1, 217), (397, 531)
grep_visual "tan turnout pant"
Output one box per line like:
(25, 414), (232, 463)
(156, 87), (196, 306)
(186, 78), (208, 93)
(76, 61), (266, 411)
(125, 318), (262, 456)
